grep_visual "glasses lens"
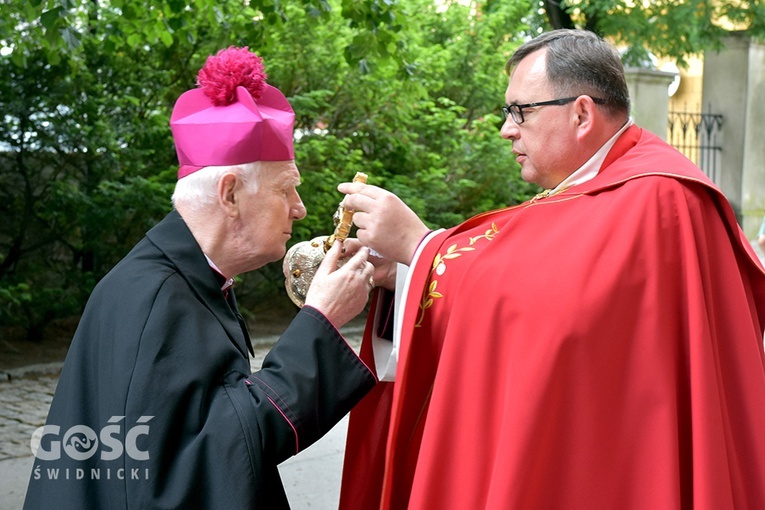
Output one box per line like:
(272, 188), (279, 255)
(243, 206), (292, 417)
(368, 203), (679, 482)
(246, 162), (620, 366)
(510, 105), (522, 124)
(501, 105), (523, 124)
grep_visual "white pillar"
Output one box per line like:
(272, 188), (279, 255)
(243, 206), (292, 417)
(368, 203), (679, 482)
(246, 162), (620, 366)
(624, 67), (677, 141)
(703, 33), (765, 233)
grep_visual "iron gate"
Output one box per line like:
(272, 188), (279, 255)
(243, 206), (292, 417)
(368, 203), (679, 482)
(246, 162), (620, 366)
(667, 107), (723, 183)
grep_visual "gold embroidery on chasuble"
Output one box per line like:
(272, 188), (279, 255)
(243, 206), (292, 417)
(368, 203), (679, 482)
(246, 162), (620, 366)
(415, 223), (500, 327)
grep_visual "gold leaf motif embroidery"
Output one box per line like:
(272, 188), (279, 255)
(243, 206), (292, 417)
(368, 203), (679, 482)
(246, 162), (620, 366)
(416, 223), (499, 327)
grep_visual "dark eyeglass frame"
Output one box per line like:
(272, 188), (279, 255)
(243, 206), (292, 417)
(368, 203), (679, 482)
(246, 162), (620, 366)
(501, 96), (607, 124)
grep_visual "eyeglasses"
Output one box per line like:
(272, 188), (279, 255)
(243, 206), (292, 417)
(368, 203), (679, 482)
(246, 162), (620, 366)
(501, 96), (606, 125)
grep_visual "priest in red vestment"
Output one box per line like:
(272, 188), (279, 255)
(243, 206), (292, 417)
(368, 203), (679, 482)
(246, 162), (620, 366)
(336, 29), (765, 510)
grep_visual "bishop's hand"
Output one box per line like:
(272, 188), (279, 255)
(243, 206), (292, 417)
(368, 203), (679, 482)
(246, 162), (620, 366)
(304, 242), (374, 328)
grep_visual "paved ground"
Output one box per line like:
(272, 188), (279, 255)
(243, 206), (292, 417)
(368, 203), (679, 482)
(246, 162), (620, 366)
(0, 320), (365, 510)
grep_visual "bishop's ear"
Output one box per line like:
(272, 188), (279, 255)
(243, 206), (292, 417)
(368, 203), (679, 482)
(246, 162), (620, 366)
(217, 172), (241, 217)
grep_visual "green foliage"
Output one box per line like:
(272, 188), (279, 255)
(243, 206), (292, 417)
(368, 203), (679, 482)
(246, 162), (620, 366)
(534, 0), (765, 68)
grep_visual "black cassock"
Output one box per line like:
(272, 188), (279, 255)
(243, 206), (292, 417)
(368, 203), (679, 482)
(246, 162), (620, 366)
(24, 210), (376, 509)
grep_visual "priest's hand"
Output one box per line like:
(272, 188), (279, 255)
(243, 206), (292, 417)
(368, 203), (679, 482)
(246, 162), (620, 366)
(304, 241), (374, 328)
(338, 182), (429, 265)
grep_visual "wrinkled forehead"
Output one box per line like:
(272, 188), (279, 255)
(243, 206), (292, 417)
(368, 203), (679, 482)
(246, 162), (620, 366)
(260, 160), (301, 186)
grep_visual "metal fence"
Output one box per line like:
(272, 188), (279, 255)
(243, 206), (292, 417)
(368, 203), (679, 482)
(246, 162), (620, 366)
(667, 107), (723, 183)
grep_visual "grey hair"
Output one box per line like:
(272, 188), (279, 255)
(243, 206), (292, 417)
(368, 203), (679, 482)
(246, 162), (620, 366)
(506, 29), (630, 118)
(171, 161), (263, 210)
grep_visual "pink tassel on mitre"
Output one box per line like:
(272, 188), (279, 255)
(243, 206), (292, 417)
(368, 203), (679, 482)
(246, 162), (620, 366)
(196, 46), (268, 106)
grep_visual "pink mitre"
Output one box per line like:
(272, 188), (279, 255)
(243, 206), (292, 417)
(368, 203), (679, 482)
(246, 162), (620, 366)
(170, 46), (295, 179)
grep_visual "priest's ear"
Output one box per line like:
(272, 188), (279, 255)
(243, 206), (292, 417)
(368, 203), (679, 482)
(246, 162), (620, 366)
(572, 95), (599, 140)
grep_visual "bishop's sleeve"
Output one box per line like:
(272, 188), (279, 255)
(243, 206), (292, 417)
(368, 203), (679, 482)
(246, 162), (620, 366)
(238, 306), (377, 463)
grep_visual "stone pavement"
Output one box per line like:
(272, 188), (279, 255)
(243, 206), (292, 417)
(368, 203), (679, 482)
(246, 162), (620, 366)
(0, 323), (365, 510)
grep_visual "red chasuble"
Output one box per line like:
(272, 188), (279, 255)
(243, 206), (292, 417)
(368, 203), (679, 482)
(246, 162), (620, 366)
(339, 125), (765, 510)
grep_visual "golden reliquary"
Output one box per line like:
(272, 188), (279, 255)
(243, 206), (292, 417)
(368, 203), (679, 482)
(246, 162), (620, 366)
(282, 172), (368, 307)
